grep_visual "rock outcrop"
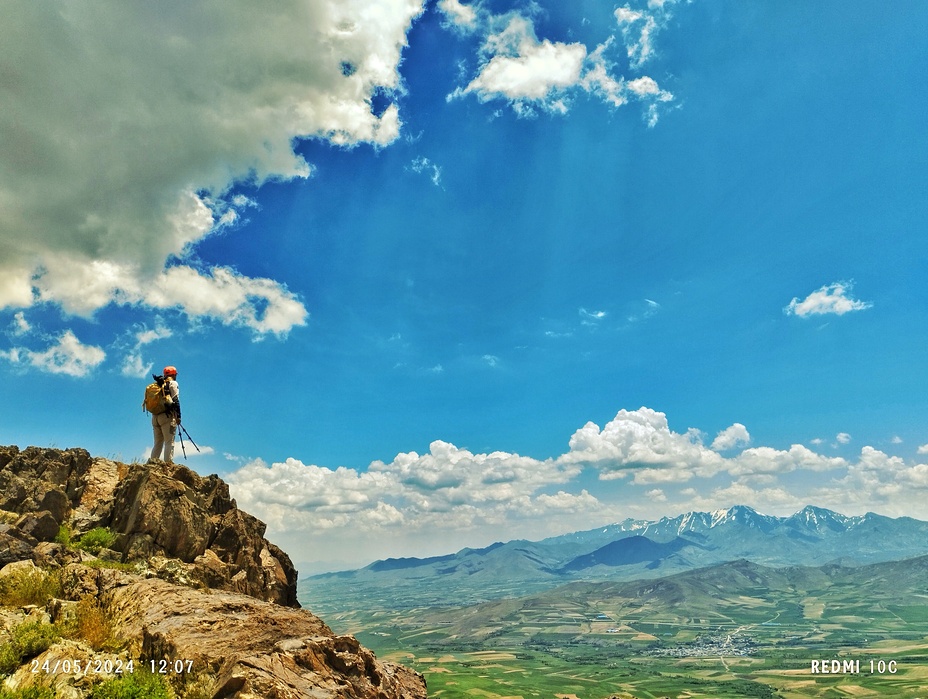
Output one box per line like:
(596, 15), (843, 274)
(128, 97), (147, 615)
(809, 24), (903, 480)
(0, 445), (428, 699)
(0, 445), (297, 606)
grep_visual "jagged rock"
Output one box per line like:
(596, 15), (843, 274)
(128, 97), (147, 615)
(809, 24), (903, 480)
(105, 461), (299, 606)
(0, 524), (36, 568)
(0, 447), (298, 607)
(0, 446), (92, 521)
(15, 510), (60, 542)
(70, 457), (125, 532)
(102, 576), (427, 699)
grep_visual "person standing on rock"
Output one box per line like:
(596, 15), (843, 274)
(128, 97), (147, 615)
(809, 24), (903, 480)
(149, 365), (181, 463)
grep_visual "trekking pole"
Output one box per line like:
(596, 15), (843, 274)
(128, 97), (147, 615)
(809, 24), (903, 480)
(179, 424), (201, 453)
(178, 426), (188, 460)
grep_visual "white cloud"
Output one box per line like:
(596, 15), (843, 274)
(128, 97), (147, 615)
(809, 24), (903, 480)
(9, 312), (30, 336)
(0, 0), (424, 334)
(710, 423), (751, 451)
(579, 307), (608, 324)
(455, 16), (587, 113)
(226, 406), (928, 565)
(919, 444), (928, 455)
(614, 5), (658, 68)
(836, 432), (852, 445)
(483, 354), (500, 368)
(558, 407), (726, 479)
(729, 444), (847, 477)
(449, 11), (674, 125)
(437, 0), (479, 32)
(409, 156), (443, 187)
(1, 330), (105, 377)
(120, 324), (173, 378)
(784, 282), (873, 317)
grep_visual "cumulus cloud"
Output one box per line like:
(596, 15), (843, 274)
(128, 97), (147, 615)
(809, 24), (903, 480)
(226, 406), (928, 564)
(729, 444), (848, 477)
(448, 10), (674, 124)
(558, 407), (726, 479)
(836, 432), (852, 445)
(919, 444), (928, 455)
(710, 423), (751, 451)
(0, 0), (424, 335)
(452, 15), (587, 114)
(1, 331), (105, 377)
(227, 441), (591, 545)
(784, 282), (873, 317)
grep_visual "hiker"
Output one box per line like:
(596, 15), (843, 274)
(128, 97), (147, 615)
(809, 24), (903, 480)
(148, 365), (181, 463)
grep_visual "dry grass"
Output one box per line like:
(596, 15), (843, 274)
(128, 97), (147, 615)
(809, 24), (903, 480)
(0, 567), (62, 607)
(72, 596), (117, 651)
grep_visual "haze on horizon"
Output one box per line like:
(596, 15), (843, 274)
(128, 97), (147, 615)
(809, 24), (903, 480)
(1, 1), (926, 570)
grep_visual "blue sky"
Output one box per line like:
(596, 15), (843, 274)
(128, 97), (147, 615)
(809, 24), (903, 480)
(2, 0), (927, 572)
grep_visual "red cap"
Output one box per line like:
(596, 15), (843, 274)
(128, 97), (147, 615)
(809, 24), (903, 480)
(163, 366), (177, 377)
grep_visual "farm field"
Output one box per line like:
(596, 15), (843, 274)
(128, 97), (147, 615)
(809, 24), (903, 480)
(302, 559), (928, 698)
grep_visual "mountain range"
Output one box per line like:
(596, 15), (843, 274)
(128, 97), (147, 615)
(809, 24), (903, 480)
(301, 505), (928, 609)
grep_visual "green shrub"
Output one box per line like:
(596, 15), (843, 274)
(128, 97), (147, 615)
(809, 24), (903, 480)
(76, 528), (117, 555)
(54, 524), (73, 548)
(0, 686), (56, 699)
(0, 621), (59, 675)
(87, 670), (174, 699)
(0, 567), (62, 608)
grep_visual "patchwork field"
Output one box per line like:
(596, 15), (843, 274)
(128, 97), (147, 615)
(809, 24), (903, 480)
(302, 559), (928, 698)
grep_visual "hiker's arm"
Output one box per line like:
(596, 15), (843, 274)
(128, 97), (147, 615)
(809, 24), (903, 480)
(171, 383), (182, 423)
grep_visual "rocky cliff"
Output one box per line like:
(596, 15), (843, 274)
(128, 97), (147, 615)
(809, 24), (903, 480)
(0, 445), (428, 699)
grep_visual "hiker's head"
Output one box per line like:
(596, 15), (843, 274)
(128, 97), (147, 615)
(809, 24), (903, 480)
(163, 366), (178, 379)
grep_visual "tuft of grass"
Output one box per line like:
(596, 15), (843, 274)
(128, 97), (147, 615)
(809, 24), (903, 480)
(54, 524), (73, 548)
(76, 528), (117, 556)
(0, 621), (60, 675)
(70, 597), (117, 651)
(0, 567), (62, 607)
(176, 673), (217, 699)
(87, 669), (174, 699)
(83, 559), (135, 572)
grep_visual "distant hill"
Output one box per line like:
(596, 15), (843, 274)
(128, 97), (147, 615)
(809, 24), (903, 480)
(301, 505), (928, 610)
(395, 554), (928, 642)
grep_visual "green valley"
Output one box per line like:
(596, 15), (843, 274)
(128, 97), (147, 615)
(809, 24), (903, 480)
(302, 558), (928, 698)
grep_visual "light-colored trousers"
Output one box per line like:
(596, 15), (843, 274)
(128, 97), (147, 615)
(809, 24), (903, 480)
(151, 413), (176, 463)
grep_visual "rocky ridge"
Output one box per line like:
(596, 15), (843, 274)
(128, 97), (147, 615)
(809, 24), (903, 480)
(0, 445), (427, 699)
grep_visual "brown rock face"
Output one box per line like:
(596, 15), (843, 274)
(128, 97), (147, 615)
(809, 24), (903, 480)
(101, 575), (427, 699)
(0, 446), (297, 606)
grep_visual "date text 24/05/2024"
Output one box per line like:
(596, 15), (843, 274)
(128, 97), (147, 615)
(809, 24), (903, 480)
(31, 658), (195, 675)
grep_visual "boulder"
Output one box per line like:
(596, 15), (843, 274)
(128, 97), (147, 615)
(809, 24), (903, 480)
(15, 510), (60, 542)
